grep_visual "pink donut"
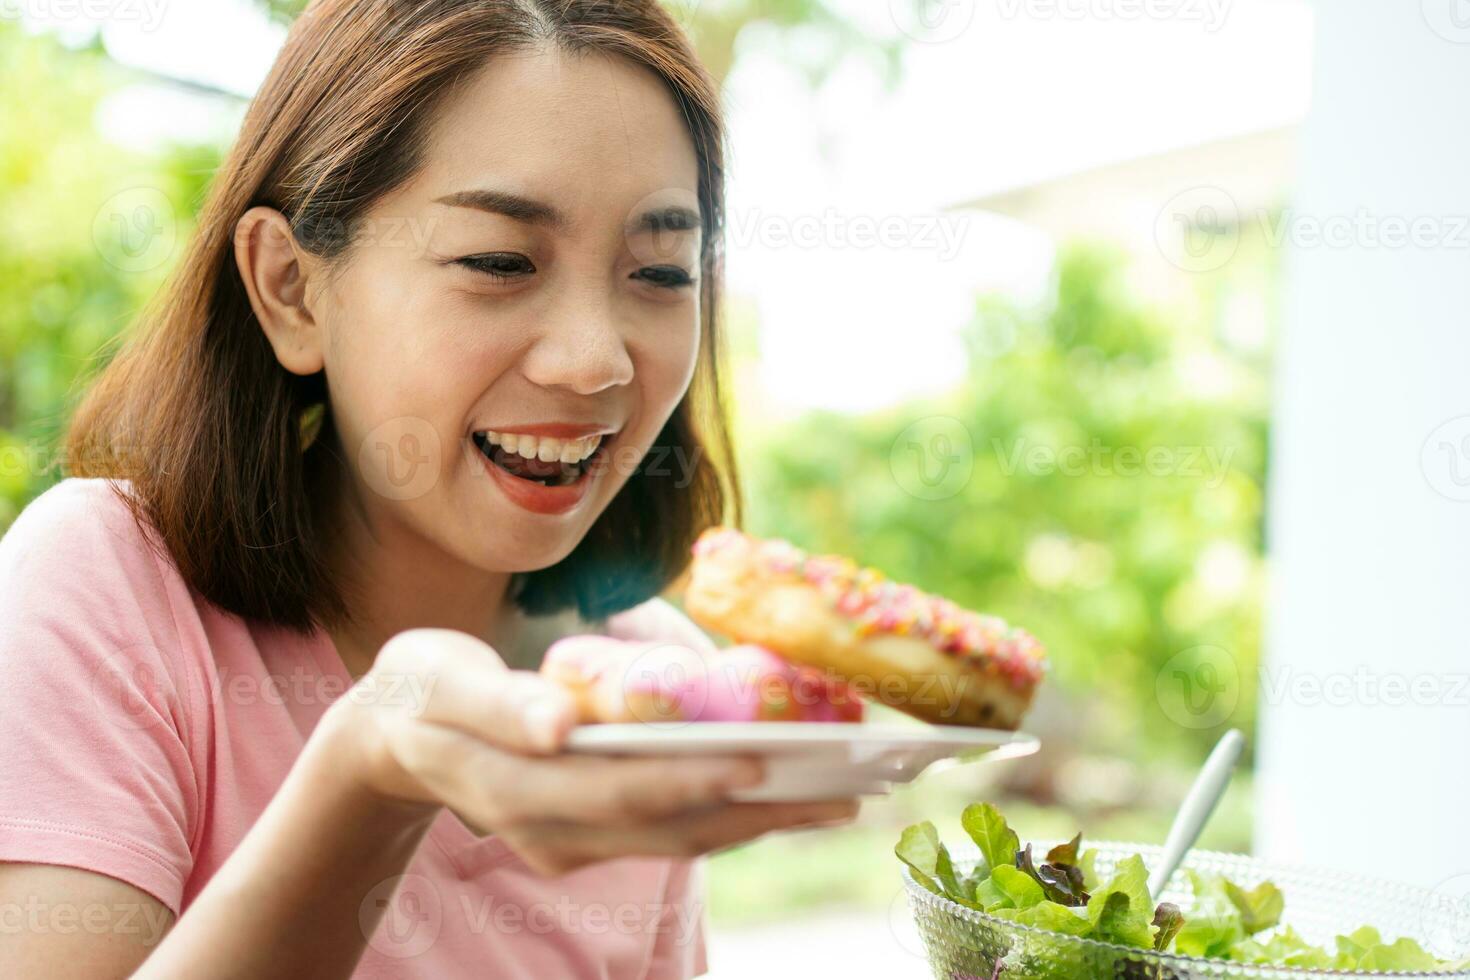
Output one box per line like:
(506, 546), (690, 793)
(542, 636), (865, 724)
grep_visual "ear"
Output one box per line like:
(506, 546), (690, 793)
(233, 206), (327, 377)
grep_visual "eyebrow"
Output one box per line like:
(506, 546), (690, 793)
(434, 188), (701, 237)
(627, 204), (702, 237)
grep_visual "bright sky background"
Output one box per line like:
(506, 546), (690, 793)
(31, 0), (1314, 413)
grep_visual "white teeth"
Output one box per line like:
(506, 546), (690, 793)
(478, 430), (604, 465)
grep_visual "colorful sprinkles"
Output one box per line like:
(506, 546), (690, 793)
(692, 527), (1047, 689)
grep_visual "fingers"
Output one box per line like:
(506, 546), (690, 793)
(542, 635), (716, 725)
(504, 799), (863, 875)
(376, 628), (577, 754)
(605, 597), (719, 655)
(384, 718), (769, 826)
(501, 752), (768, 824)
(587, 642), (711, 724)
(366, 626), (862, 879)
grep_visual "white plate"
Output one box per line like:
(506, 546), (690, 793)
(564, 722), (1039, 802)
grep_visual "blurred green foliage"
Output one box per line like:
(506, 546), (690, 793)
(739, 247), (1270, 761)
(0, 21), (217, 526)
(713, 248), (1270, 923)
(253, 0), (906, 88)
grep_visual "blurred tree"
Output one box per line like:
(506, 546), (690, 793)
(255, 0), (906, 88)
(0, 21), (219, 526)
(739, 245), (1269, 759)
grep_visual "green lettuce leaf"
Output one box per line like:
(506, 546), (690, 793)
(1230, 925), (1336, 969)
(990, 863), (1047, 910)
(1077, 848), (1100, 892)
(895, 820), (983, 909)
(933, 839), (971, 904)
(1087, 855), (1151, 922)
(1355, 937), (1441, 971)
(894, 822), (947, 899)
(961, 802), (1021, 873)
(1333, 924), (1383, 963)
(991, 900), (1094, 936)
(957, 863), (989, 903)
(1087, 855), (1156, 948)
(973, 874), (1010, 912)
(1094, 891), (1155, 947)
(1223, 879), (1284, 936)
(1174, 870), (1247, 958)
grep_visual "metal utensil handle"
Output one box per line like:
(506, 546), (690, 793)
(1146, 728), (1247, 899)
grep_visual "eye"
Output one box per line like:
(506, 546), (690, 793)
(456, 253), (536, 279)
(632, 265), (696, 290)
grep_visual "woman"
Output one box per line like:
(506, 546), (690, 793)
(0, 1), (859, 976)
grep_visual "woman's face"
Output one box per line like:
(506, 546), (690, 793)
(310, 45), (703, 575)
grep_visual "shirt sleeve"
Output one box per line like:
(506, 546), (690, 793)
(645, 856), (710, 979)
(0, 479), (201, 915)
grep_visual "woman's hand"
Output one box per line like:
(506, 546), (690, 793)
(605, 595), (718, 653)
(320, 626), (858, 876)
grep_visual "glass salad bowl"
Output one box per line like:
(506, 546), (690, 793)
(903, 842), (1470, 979)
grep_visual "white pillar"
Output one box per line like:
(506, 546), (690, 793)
(1258, 0), (1470, 885)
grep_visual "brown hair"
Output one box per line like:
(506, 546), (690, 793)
(64, 0), (738, 633)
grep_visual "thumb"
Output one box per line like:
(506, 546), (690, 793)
(381, 628), (578, 754)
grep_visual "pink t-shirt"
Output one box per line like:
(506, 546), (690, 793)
(0, 477), (708, 978)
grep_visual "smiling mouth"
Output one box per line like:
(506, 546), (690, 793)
(471, 430), (608, 487)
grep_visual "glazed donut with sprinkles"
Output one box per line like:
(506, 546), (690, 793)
(682, 527), (1046, 729)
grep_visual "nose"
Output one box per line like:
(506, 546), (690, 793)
(520, 283), (636, 396)
(523, 276), (637, 393)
